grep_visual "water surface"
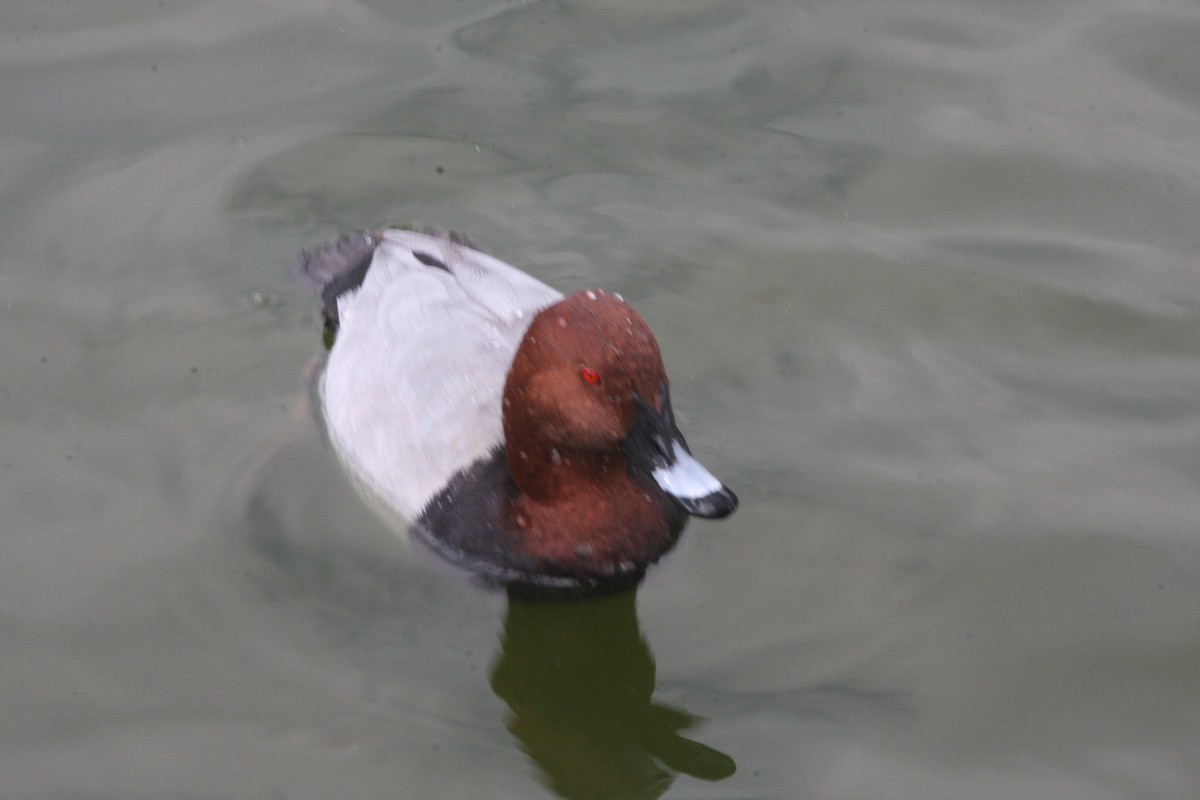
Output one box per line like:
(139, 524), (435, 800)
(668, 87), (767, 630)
(3, 1), (1199, 798)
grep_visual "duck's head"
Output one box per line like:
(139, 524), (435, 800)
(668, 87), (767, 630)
(502, 289), (737, 519)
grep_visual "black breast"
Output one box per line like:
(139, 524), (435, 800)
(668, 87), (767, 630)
(414, 448), (647, 599)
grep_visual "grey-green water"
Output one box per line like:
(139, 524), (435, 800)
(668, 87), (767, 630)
(3, 1), (1199, 798)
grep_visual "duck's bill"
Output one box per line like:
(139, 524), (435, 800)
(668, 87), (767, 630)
(652, 447), (739, 518)
(624, 385), (738, 519)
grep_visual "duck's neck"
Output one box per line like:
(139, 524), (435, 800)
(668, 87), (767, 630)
(506, 441), (619, 500)
(504, 444), (680, 574)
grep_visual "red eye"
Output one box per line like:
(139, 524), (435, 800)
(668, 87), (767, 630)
(580, 367), (601, 385)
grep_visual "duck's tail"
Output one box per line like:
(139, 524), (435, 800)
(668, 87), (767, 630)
(297, 227), (481, 341)
(296, 231), (382, 337)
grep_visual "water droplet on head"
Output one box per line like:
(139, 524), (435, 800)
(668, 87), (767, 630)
(585, 290), (597, 301)
(549, 448), (562, 465)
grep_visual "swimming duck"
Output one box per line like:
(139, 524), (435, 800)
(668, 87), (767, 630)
(301, 229), (736, 594)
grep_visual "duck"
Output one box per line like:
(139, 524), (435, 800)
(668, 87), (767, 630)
(300, 228), (737, 595)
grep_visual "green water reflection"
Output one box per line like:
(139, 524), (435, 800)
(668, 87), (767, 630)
(492, 589), (735, 799)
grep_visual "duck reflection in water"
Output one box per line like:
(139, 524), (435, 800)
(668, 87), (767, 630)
(491, 588), (736, 799)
